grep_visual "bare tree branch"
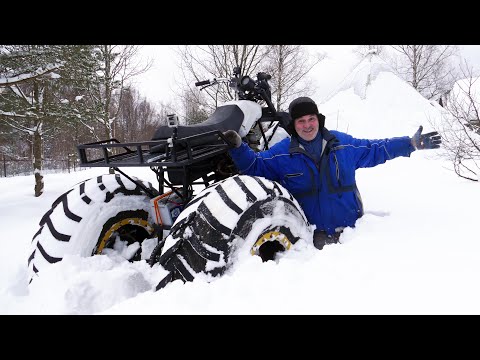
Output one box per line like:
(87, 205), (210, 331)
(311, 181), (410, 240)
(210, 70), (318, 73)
(390, 45), (459, 100)
(433, 61), (480, 181)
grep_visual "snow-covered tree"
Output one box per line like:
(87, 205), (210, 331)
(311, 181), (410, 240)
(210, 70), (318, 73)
(83, 45), (151, 141)
(353, 45), (386, 59)
(0, 45), (97, 196)
(389, 45), (459, 100)
(434, 63), (480, 182)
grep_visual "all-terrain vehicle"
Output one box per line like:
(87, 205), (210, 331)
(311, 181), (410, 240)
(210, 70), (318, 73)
(27, 67), (313, 290)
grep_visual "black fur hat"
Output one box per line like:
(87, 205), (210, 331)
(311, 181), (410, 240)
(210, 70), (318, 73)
(287, 97), (325, 135)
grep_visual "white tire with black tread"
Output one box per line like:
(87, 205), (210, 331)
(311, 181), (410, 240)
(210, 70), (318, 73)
(155, 174), (313, 288)
(27, 174), (158, 283)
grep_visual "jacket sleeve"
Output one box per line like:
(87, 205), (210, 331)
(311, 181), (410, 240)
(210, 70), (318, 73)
(228, 142), (284, 182)
(341, 133), (416, 169)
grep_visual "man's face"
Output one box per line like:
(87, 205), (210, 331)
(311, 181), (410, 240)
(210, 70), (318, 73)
(294, 114), (319, 141)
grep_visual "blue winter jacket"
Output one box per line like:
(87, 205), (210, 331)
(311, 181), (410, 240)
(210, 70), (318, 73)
(229, 127), (415, 235)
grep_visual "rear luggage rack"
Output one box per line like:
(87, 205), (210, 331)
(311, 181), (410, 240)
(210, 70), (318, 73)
(78, 130), (232, 168)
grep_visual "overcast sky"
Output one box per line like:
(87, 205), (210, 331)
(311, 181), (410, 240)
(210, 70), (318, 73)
(134, 45), (480, 108)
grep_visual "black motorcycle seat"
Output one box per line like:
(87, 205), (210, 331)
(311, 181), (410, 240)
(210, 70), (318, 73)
(151, 104), (244, 141)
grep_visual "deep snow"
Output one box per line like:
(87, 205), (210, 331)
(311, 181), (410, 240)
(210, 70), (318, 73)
(1, 52), (479, 314)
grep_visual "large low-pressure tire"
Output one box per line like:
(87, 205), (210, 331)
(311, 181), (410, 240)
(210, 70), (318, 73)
(27, 174), (159, 283)
(154, 174), (313, 290)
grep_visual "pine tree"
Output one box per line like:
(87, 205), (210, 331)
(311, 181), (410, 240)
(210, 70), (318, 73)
(0, 45), (98, 196)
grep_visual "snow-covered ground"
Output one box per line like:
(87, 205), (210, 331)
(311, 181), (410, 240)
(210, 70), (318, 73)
(1, 53), (479, 314)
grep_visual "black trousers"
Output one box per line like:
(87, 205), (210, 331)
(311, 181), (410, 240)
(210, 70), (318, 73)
(313, 230), (342, 250)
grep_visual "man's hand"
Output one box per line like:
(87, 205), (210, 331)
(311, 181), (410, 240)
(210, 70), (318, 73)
(223, 130), (242, 148)
(275, 111), (292, 129)
(411, 126), (442, 150)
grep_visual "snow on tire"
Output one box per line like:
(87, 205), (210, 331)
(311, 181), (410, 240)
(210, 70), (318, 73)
(27, 174), (158, 283)
(154, 174), (314, 290)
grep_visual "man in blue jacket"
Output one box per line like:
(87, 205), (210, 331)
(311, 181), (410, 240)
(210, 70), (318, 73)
(224, 97), (441, 250)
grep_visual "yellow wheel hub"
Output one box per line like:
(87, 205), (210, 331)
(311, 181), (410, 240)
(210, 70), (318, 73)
(96, 218), (154, 254)
(250, 231), (291, 256)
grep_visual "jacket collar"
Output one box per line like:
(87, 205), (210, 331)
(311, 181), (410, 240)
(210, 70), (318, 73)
(289, 127), (338, 154)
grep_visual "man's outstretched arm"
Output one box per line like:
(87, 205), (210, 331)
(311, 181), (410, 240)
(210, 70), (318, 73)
(224, 130), (284, 181)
